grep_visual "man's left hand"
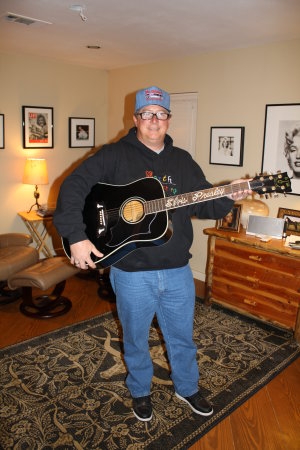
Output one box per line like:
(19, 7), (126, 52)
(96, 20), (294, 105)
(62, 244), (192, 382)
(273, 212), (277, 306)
(228, 179), (252, 201)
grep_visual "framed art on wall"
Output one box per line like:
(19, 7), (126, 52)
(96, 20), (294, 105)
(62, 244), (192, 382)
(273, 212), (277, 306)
(22, 106), (54, 149)
(210, 126), (244, 166)
(0, 114), (4, 149)
(217, 204), (241, 232)
(261, 103), (300, 196)
(69, 117), (95, 148)
(277, 207), (300, 236)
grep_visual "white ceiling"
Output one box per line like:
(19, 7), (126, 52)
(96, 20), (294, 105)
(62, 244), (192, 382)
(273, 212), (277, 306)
(1, 0), (300, 70)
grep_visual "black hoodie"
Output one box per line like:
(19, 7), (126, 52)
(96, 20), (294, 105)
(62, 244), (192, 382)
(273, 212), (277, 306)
(54, 128), (233, 271)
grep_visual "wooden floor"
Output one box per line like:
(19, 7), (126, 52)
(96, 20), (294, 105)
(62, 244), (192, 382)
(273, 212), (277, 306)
(0, 274), (299, 450)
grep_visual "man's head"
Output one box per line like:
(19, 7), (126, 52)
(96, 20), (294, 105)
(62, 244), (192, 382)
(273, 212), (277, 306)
(285, 126), (300, 178)
(133, 86), (171, 151)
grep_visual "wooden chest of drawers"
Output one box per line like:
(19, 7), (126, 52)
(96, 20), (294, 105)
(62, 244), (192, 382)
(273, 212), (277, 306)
(203, 228), (300, 341)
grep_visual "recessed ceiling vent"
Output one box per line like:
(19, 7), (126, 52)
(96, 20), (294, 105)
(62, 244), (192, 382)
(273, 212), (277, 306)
(2, 12), (52, 26)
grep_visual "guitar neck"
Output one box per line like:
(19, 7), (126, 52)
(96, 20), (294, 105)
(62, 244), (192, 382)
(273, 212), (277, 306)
(145, 180), (251, 214)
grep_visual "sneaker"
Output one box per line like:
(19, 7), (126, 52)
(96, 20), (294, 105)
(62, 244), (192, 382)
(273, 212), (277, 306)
(132, 395), (153, 421)
(175, 391), (213, 416)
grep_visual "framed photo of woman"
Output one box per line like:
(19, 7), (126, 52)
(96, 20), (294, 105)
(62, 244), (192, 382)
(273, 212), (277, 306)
(22, 106), (54, 149)
(217, 204), (242, 232)
(69, 117), (95, 148)
(261, 103), (300, 196)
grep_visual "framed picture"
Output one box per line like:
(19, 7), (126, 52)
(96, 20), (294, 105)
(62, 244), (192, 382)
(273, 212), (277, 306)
(22, 106), (54, 149)
(210, 127), (244, 166)
(217, 204), (242, 232)
(277, 207), (300, 236)
(69, 117), (95, 148)
(261, 103), (300, 196)
(0, 114), (4, 149)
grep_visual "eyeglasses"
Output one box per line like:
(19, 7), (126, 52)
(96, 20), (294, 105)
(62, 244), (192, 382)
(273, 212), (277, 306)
(136, 111), (171, 121)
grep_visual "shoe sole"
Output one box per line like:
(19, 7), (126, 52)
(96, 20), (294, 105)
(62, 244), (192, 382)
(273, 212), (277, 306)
(175, 393), (213, 416)
(133, 409), (153, 422)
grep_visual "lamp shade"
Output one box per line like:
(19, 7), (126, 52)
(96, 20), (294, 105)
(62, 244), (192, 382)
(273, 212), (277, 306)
(23, 158), (48, 185)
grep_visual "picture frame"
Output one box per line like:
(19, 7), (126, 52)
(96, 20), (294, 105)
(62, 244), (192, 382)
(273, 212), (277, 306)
(261, 103), (300, 196)
(22, 106), (54, 149)
(0, 114), (4, 149)
(277, 207), (300, 236)
(217, 204), (242, 232)
(210, 126), (244, 166)
(69, 117), (95, 148)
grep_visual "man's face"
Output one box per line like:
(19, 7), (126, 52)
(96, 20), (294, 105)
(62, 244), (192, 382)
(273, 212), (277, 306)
(133, 105), (170, 150)
(287, 134), (300, 177)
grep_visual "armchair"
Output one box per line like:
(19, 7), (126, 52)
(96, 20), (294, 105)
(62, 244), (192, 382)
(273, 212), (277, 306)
(0, 233), (39, 304)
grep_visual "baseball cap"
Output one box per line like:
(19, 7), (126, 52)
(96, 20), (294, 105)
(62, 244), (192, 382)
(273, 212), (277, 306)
(135, 86), (170, 113)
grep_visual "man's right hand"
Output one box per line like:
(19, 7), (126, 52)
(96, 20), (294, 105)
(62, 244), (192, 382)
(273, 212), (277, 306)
(70, 240), (103, 270)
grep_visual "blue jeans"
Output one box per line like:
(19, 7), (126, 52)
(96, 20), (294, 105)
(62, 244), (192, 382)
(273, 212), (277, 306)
(110, 264), (199, 398)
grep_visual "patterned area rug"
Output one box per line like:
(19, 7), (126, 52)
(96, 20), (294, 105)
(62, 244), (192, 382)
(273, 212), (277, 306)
(0, 300), (299, 450)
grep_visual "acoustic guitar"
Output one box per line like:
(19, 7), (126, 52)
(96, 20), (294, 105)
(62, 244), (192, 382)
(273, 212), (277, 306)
(62, 172), (291, 268)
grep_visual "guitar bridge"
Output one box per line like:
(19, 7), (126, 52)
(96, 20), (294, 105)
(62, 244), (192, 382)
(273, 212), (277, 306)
(96, 203), (106, 236)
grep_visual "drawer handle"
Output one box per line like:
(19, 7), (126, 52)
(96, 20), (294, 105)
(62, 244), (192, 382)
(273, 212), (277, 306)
(246, 276), (259, 283)
(249, 255), (262, 261)
(243, 299), (257, 306)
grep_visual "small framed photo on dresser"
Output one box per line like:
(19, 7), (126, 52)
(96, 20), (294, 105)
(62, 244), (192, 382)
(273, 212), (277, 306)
(217, 204), (241, 232)
(277, 207), (300, 236)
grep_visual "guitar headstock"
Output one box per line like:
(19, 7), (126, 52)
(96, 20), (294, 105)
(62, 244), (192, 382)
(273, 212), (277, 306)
(250, 172), (292, 196)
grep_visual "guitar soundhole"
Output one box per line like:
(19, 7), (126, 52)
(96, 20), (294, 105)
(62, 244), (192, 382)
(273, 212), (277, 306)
(122, 199), (145, 223)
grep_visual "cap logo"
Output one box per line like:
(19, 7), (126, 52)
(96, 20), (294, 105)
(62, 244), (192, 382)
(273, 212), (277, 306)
(145, 89), (163, 102)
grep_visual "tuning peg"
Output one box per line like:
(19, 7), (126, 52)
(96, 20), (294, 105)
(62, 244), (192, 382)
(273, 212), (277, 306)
(265, 194), (269, 199)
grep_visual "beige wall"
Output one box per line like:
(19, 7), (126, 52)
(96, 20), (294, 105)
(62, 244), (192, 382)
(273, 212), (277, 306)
(108, 39), (300, 279)
(0, 53), (108, 248)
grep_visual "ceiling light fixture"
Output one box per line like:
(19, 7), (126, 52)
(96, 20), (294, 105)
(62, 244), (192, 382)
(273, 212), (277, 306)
(4, 12), (52, 26)
(69, 5), (87, 22)
(86, 45), (101, 49)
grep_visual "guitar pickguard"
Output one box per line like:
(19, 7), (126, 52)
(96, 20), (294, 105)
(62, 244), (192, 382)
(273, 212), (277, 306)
(107, 213), (158, 248)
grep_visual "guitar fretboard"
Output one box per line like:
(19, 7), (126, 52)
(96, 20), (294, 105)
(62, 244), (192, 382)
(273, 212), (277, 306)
(145, 181), (251, 214)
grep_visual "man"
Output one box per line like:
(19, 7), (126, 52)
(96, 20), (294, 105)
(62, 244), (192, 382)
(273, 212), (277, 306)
(54, 86), (251, 422)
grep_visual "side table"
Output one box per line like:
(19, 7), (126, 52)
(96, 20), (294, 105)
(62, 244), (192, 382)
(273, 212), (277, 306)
(18, 211), (54, 258)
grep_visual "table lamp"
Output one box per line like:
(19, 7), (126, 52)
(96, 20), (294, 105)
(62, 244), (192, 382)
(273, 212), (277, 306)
(23, 158), (49, 212)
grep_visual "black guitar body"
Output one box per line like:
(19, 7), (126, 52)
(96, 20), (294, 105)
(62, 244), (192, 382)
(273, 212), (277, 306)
(62, 177), (170, 268)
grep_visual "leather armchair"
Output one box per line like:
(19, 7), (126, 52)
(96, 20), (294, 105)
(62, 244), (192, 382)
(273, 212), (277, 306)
(0, 233), (39, 304)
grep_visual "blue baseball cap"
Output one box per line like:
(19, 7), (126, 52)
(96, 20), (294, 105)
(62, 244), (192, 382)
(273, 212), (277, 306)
(135, 86), (170, 113)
